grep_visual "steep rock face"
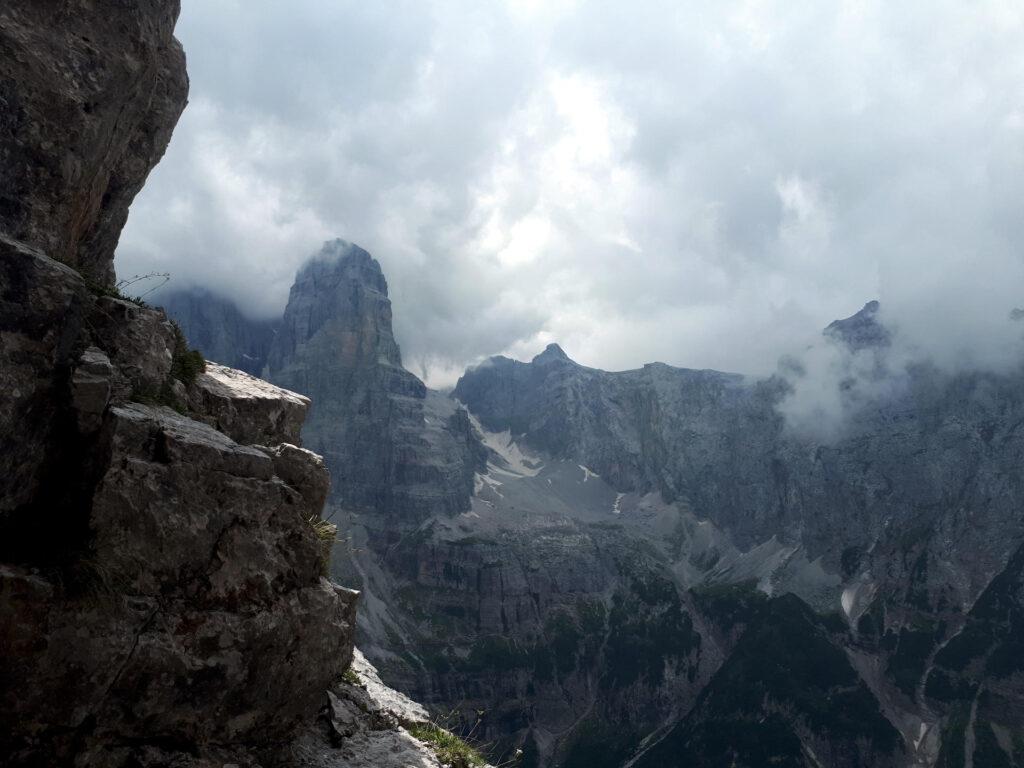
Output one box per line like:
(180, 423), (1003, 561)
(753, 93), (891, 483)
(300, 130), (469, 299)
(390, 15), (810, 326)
(1, 398), (356, 765)
(920, 542), (1024, 766)
(453, 330), (1024, 603)
(0, 0), (189, 284)
(0, 6), (363, 767)
(265, 239), (483, 524)
(159, 287), (280, 375)
(453, 322), (1024, 765)
(0, 284), (360, 766)
(0, 236), (91, 520)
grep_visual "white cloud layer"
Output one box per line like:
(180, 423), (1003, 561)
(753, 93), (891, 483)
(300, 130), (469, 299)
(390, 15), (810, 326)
(118, 0), (1024, 386)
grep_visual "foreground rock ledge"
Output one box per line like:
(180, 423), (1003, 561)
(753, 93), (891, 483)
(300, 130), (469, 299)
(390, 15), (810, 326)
(0, 236), (358, 765)
(1, 387), (357, 765)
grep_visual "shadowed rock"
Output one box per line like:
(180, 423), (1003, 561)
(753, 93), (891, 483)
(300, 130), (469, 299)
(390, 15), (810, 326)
(0, 6), (364, 767)
(0, 0), (189, 284)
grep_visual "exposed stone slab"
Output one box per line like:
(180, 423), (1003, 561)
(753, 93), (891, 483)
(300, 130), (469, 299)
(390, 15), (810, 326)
(189, 362), (310, 447)
(2, 401), (354, 764)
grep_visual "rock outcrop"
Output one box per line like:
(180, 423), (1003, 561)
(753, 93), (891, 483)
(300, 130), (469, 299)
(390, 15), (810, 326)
(0, 0), (188, 285)
(2, 394), (358, 765)
(293, 649), (492, 768)
(0, 5), (368, 766)
(823, 299), (891, 350)
(189, 361), (310, 446)
(0, 257), (362, 765)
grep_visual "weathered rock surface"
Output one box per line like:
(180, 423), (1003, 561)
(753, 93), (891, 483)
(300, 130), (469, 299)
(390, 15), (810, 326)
(0, 5), (365, 767)
(0, 234), (90, 519)
(158, 286), (280, 375)
(189, 362), (310, 446)
(1, 384), (358, 766)
(0, 0), (189, 284)
(71, 346), (114, 432)
(89, 294), (178, 399)
(3, 401), (351, 759)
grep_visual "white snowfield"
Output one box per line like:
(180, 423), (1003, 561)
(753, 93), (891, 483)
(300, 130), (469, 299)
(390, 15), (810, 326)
(468, 412), (544, 478)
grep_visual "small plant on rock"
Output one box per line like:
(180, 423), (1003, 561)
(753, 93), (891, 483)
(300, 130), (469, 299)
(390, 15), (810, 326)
(308, 516), (338, 577)
(169, 320), (206, 388)
(341, 666), (361, 686)
(407, 722), (487, 768)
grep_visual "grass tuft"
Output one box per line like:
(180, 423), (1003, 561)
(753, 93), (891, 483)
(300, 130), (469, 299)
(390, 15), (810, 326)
(169, 320), (206, 388)
(130, 320), (206, 413)
(308, 516), (338, 577)
(341, 666), (360, 686)
(407, 722), (487, 768)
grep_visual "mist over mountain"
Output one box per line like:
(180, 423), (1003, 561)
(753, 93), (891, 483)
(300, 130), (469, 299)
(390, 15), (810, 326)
(161, 240), (1024, 766)
(8, 3), (1024, 767)
(118, 1), (1024, 387)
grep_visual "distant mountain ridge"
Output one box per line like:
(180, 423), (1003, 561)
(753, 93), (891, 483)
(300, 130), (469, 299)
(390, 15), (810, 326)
(164, 240), (1024, 768)
(157, 287), (279, 375)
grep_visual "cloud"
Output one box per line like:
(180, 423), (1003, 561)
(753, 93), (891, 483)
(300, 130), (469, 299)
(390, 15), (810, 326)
(118, 0), (1024, 387)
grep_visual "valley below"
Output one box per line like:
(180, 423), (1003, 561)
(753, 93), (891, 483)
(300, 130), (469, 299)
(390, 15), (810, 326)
(164, 240), (1024, 768)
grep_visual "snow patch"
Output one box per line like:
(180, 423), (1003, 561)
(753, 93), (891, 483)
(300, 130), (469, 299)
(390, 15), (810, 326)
(579, 464), (600, 482)
(841, 586), (857, 618)
(612, 492), (624, 514)
(474, 472), (506, 498)
(913, 722), (928, 751)
(468, 412), (543, 477)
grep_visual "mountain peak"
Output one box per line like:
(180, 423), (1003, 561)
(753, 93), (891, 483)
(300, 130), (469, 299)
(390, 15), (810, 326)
(267, 239), (404, 374)
(533, 343), (571, 364)
(824, 299), (890, 351)
(300, 239), (389, 296)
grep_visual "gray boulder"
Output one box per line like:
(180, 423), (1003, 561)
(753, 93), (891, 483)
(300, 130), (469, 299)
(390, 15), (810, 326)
(189, 362), (310, 447)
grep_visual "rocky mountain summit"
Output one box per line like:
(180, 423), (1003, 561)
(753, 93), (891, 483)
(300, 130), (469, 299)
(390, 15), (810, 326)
(263, 239), (484, 524)
(1, 5), (483, 768)
(167, 239), (1024, 766)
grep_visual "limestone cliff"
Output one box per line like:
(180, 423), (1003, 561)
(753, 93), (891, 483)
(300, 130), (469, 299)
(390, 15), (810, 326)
(187, 237), (1024, 766)
(0, 5), (362, 766)
(0, 0), (188, 285)
(264, 239), (485, 525)
(228, 245), (903, 766)
(455, 323), (1024, 766)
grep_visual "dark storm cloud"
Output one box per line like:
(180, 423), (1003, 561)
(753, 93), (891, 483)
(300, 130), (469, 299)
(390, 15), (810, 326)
(117, 0), (1024, 386)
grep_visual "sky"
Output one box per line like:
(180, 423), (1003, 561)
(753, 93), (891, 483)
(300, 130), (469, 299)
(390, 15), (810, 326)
(117, 0), (1024, 387)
